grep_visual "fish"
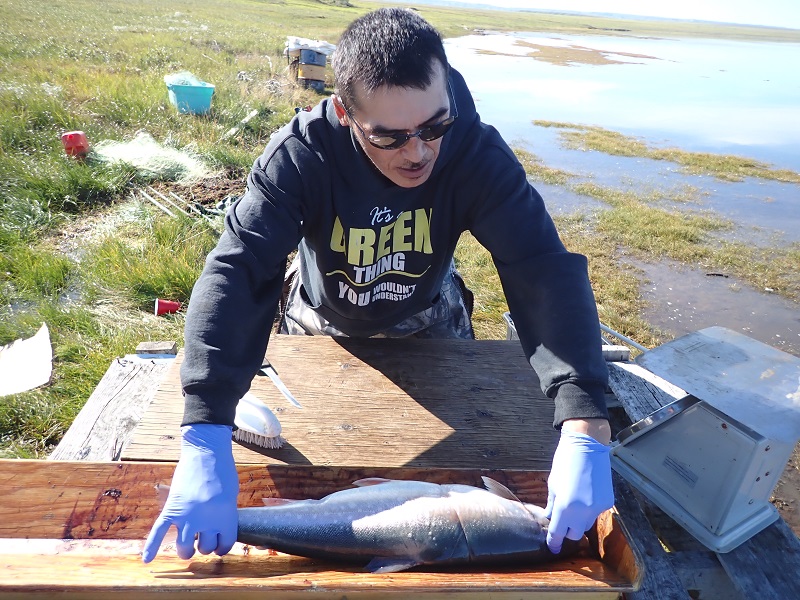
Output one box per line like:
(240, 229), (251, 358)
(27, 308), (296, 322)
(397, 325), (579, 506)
(237, 476), (576, 573)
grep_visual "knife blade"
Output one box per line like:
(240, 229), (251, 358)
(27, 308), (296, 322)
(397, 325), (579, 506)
(258, 360), (302, 408)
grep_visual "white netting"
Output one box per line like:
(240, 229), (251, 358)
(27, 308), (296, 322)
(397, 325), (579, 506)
(91, 130), (215, 183)
(163, 71), (207, 87)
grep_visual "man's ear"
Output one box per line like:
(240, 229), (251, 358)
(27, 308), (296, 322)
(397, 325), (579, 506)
(331, 94), (349, 127)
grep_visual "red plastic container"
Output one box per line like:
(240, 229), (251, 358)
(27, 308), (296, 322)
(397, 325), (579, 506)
(155, 298), (182, 316)
(61, 131), (90, 158)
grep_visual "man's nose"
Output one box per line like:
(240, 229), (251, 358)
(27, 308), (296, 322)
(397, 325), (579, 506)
(401, 135), (427, 162)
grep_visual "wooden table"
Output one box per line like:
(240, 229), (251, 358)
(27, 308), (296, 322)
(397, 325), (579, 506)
(7, 335), (799, 598)
(0, 336), (644, 598)
(122, 335), (562, 469)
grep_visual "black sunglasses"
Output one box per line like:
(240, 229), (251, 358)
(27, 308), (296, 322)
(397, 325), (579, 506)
(344, 81), (458, 150)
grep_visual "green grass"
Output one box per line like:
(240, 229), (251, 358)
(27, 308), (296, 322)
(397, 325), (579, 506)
(569, 181), (800, 299)
(553, 213), (666, 352)
(86, 208), (220, 310)
(535, 122), (800, 183)
(0, 245), (74, 302)
(571, 182), (730, 258)
(454, 233), (508, 340)
(0, 201), (208, 458)
(514, 149), (575, 186)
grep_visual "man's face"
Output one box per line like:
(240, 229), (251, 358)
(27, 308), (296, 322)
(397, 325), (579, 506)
(335, 63), (451, 188)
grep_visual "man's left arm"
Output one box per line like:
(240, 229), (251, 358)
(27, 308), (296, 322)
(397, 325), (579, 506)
(494, 250), (614, 554)
(460, 139), (613, 552)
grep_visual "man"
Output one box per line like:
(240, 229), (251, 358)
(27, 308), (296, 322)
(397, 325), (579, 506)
(142, 8), (613, 564)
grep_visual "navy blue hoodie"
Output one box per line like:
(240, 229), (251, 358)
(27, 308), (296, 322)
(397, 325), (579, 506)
(180, 69), (609, 429)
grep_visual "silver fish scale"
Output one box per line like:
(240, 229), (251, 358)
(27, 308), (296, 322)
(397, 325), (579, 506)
(237, 479), (552, 571)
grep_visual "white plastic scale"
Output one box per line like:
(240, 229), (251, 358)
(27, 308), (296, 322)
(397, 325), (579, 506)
(611, 326), (800, 552)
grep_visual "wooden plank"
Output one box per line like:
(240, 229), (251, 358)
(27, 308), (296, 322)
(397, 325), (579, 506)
(0, 460), (636, 599)
(135, 341), (178, 355)
(716, 518), (800, 600)
(602, 345), (631, 362)
(629, 493), (745, 599)
(667, 551), (746, 600)
(0, 460), (549, 540)
(123, 337), (561, 469)
(49, 357), (174, 461)
(608, 473), (691, 600)
(0, 555), (626, 600)
(606, 362), (687, 422)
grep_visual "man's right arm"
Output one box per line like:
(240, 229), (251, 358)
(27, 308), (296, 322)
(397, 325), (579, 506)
(144, 138), (310, 562)
(181, 141), (309, 426)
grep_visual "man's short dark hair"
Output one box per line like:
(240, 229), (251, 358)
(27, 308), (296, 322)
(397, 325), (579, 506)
(332, 8), (448, 109)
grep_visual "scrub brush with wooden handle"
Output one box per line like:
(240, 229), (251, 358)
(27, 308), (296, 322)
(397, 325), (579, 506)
(233, 392), (285, 449)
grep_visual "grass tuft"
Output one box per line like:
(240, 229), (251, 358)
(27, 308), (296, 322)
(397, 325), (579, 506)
(514, 148), (576, 185)
(454, 233), (508, 340)
(535, 121), (800, 183)
(569, 181), (799, 299)
(85, 206), (220, 310)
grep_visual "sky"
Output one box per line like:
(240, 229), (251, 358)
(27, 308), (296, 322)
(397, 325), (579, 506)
(446, 0), (800, 30)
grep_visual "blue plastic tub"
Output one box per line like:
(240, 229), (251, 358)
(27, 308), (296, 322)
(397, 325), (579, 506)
(166, 82), (215, 115)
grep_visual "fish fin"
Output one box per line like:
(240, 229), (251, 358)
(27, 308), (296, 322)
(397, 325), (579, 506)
(481, 476), (524, 503)
(352, 477), (394, 487)
(365, 557), (421, 573)
(261, 498), (300, 506)
(482, 477), (549, 522)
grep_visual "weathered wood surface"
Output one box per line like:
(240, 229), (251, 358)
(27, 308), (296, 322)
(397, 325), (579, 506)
(716, 518), (800, 600)
(606, 362), (686, 423)
(616, 481), (747, 600)
(609, 474), (691, 600)
(49, 356), (174, 461)
(666, 551), (746, 600)
(16, 337), (800, 597)
(0, 557), (627, 600)
(627, 491), (745, 600)
(135, 341), (178, 355)
(0, 460), (550, 540)
(607, 360), (800, 600)
(0, 460), (637, 600)
(600, 345), (631, 363)
(123, 336), (561, 469)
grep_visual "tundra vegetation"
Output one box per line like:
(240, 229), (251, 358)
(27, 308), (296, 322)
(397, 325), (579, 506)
(1, 0), (799, 457)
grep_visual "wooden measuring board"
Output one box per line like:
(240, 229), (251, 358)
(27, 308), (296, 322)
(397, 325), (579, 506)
(0, 460), (641, 598)
(122, 336), (561, 469)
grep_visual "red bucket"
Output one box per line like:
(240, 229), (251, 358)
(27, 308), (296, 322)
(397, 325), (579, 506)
(61, 131), (90, 158)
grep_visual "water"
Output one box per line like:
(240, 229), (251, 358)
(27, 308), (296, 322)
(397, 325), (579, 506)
(445, 32), (800, 243)
(445, 32), (800, 169)
(632, 258), (800, 356)
(444, 32), (800, 355)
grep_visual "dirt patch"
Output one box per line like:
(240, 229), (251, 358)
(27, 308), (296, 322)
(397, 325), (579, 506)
(149, 170), (248, 209)
(774, 446), (800, 534)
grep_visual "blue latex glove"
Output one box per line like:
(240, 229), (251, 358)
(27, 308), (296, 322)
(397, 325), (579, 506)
(544, 430), (614, 554)
(142, 424), (239, 563)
